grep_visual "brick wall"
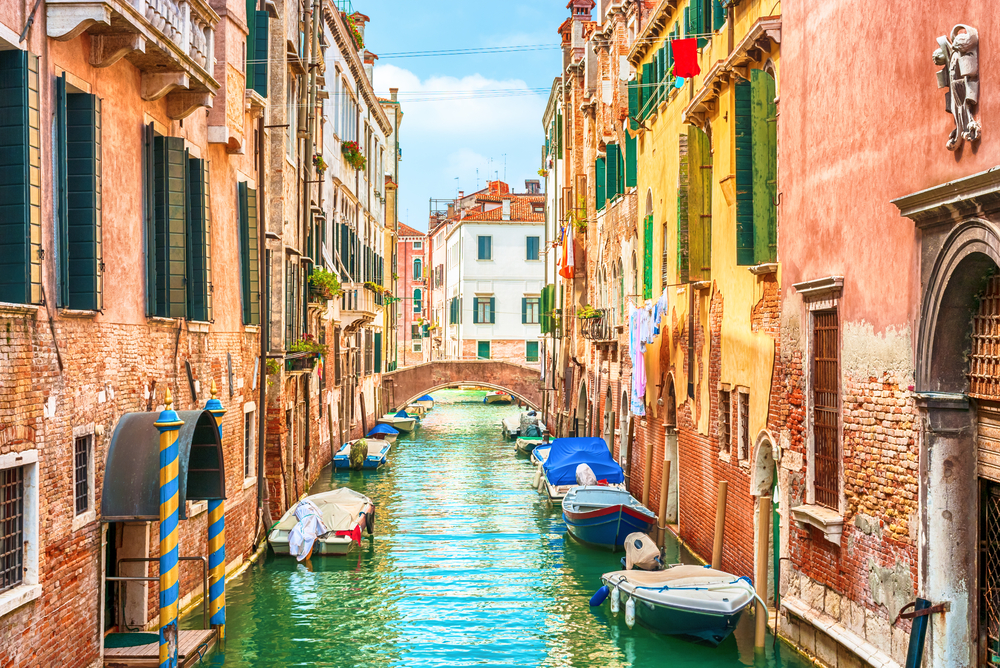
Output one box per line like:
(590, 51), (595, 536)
(461, 339), (537, 366)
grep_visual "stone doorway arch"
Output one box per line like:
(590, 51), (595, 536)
(603, 385), (614, 452)
(575, 378), (589, 438)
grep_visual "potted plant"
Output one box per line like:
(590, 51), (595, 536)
(341, 140), (367, 171)
(309, 267), (341, 302)
(313, 154), (328, 174)
(576, 304), (602, 319)
(341, 12), (364, 50)
(286, 334), (327, 372)
(363, 281), (384, 294)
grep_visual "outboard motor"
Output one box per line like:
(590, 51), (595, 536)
(576, 463), (598, 486)
(624, 532), (662, 571)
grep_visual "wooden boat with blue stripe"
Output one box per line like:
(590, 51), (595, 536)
(562, 487), (656, 550)
(600, 565), (755, 646)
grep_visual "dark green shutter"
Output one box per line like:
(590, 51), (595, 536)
(643, 214), (653, 300)
(735, 79), (754, 265)
(712, 0), (725, 31)
(641, 63), (652, 117)
(625, 131), (637, 188)
(696, 0), (707, 48)
(238, 182), (260, 324)
(374, 332), (382, 373)
(252, 10), (269, 97)
(526, 341), (539, 362)
(144, 123), (156, 314)
(187, 158), (212, 321)
(752, 69), (777, 263)
(521, 297), (527, 324)
(628, 79), (639, 131)
(65, 89), (102, 311)
(0, 50), (41, 305)
(605, 145), (618, 201)
(689, 126), (712, 281)
(595, 157), (606, 209)
(245, 0), (256, 90)
(658, 47), (667, 104)
(473, 297), (480, 324)
(154, 136), (188, 317)
(556, 112), (563, 159)
(540, 285), (553, 334)
(684, 6), (691, 37)
(489, 297), (496, 324)
(677, 132), (689, 283)
(56, 74), (68, 306)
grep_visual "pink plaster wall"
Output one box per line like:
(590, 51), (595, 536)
(779, 2), (1000, 329)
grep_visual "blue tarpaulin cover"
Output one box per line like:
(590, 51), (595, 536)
(418, 395), (434, 401)
(394, 410), (410, 418)
(543, 437), (624, 485)
(367, 424), (399, 436)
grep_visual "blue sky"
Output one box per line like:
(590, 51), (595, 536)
(360, 0), (568, 231)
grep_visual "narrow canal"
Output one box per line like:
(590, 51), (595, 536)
(191, 389), (809, 667)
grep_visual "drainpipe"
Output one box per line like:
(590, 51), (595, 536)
(255, 0), (270, 543)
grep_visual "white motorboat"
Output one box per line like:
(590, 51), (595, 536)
(268, 488), (374, 557)
(412, 395), (435, 409)
(598, 565), (756, 646)
(405, 404), (429, 417)
(377, 411), (417, 432)
(484, 390), (513, 404)
(500, 415), (521, 439)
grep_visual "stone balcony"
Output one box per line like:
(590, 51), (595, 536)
(339, 283), (383, 333)
(48, 0), (220, 118)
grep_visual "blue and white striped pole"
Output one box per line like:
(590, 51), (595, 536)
(205, 380), (227, 640)
(155, 389), (184, 668)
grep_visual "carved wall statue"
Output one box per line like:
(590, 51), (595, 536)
(933, 24), (981, 151)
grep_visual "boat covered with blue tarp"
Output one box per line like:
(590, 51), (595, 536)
(540, 437), (625, 500)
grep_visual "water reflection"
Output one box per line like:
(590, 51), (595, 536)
(189, 389), (809, 667)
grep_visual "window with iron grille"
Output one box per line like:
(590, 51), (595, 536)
(0, 465), (25, 593)
(813, 310), (840, 510)
(737, 390), (749, 461)
(718, 389), (731, 455)
(74, 435), (91, 515)
(244, 410), (254, 479)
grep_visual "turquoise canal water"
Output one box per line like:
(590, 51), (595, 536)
(188, 389), (809, 667)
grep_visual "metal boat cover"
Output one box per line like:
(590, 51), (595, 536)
(367, 424), (399, 436)
(543, 437), (624, 485)
(624, 532), (660, 570)
(576, 464), (597, 486)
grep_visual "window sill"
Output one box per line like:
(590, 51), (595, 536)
(243, 476), (258, 490)
(72, 509), (97, 532)
(148, 316), (179, 326)
(0, 302), (39, 317)
(748, 263), (778, 276)
(244, 325), (260, 333)
(186, 500), (208, 518)
(187, 321), (211, 333)
(791, 504), (845, 546)
(0, 583), (41, 619)
(718, 451), (731, 464)
(59, 308), (98, 319)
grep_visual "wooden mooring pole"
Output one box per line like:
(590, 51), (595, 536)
(755, 494), (772, 649)
(711, 480), (728, 570)
(657, 460), (671, 547)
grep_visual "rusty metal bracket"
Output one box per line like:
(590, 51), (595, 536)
(897, 601), (949, 622)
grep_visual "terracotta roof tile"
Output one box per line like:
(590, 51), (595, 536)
(462, 195), (545, 222)
(397, 223), (425, 238)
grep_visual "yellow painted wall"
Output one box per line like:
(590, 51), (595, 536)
(634, 0), (781, 441)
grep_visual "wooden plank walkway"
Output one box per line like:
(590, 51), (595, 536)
(104, 630), (217, 668)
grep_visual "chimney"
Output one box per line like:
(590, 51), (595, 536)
(363, 51), (378, 85)
(390, 87), (398, 102)
(524, 179), (540, 194)
(349, 12), (370, 45)
(502, 198), (511, 221)
(567, 0), (595, 21)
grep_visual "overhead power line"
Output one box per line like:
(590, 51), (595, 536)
(379, 44), (561, 59)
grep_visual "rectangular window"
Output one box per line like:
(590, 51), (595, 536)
(449, 297), (459, 325)
(239, 182), (260, 325)
(413, 240), (422, 249)
(56, 75), (103, 311)
(0, 50), (41, 306)
(737, 389), (749, 461)
(244, 0), (269, 97)
(73, 436), (91, 515)
(526, 340), (539, 363)
(413, 258), (422, 278)
(474, 296), (495, 324)
(151, 134), (188, 318)
(526, 236), (540, 261)
(243, 410), (255, 479)
(477, 235), (492, 260)
(0, 465), (25, 593)
(719, 389), (731, 455)
(413, 340), (422, 353)
(413, 289), (422, 314)
(187, 158), (212, 321)
(333, 326), (342, 386)
(477, 341), (491, 360)
(813, 310), (840, 510)
(364, 329), (373, 375)
(522, 297), (540, 324)
(411, 324), (420, 338)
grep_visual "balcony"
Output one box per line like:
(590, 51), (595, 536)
(580, 309), (615, 345)
(48, 0), (219, 118)
(340, 283), (383, 333)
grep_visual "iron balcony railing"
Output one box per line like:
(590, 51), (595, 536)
(580, 309), (614, 343)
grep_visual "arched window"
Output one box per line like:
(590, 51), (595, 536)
(413, 288), (422, 313)
(413, 257), (422, 279)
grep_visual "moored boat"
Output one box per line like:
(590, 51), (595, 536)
(500, 415), (521, 439)
(484, 390), (513, 404)
(333, 439), (391, 470)
(412, 394), (435, 410)
(365, 423), (399, 443)
(405, 403), (429, 417)
(377, 410), (418, 432)
(596, 565), (756, 646)
(540, 437), (625, 500)
(514, 436), (545, 454)
(562, 486), (656, 550)
(268, 488), (374, 557)
(530, 444), (552, 466)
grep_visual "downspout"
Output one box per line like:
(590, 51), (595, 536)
(255, 0), (270, 542)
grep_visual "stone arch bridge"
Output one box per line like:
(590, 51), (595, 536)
(382, 361), (542, 411)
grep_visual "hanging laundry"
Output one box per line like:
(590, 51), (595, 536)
(629, 306), (647, 417)
(671, 38), (701, 78)
(559, 227), (575, 279)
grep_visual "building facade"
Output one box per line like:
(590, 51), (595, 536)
(396, 222), (429, 366)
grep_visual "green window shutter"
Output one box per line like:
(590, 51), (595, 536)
(625, 129), (638, 188)
(628, 79), (639, 131)
(712, 0), (725, 31)
(641, 63), (652, 117)
(0, 50), (41, 306)
(696, 0), (707, 48)
(605, 144), (618, 201)
(556, 112), (563, 159)
(688, 126), (712, 281)
(56, 74), (69, 307)
(489, 297), (496, 324)
(752, 69), (777, 263)
(667, 28), (675, 79)
(186, 158), (212, 321)
(374, 332), (382, 373)
(683, 6), (691, 37)
(595, 157), (606, 210)
(677, 132), (690, 283)
(144, 123), (156, 314)
(478, 341), (490, 360)
(66, 89), (103, 311)
(238, 182), (260, 324)
(473, 298), (480, 324)
(253, 10), (269, 97)
(643, 214), (653, 300)
(245, 0), (256, 90)
(735, 79), (754, 265)
(526, 341), (539, 362)
(154, 136), (188, 318)
(521, 297), (528, 324)
(540, 284), (552, 333)
(650, 49), (659, 107)
(658, 47), (667, 104)
(619, 141), (626, 194)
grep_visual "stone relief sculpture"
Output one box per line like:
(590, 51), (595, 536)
(934, 24), (981, 150)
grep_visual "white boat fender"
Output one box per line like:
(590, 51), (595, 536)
(589, 585), (610, 607)
(610, 586), (620, 614)
(625, 596), (635, 628)
(532, 466), (542, 489)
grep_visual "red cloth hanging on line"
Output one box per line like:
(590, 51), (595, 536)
(671, 38), (700, 78)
